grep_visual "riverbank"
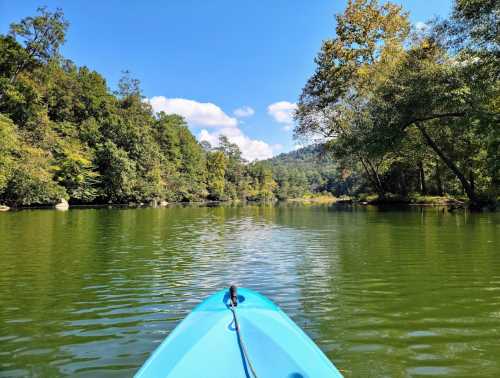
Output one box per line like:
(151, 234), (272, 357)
(286, 193), (498, 210)
(288, 193), (464, 205)
(286, 194), (340, 204)
(357, 193), (465, 205)
(1, 193), (496, 212)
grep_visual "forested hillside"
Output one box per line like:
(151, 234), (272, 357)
(265, 145), (358, 199)
(0, 8), (280, 207)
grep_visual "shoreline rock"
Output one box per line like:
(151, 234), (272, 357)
(55, 199), (69, 211)
(0, 205), (10, 212)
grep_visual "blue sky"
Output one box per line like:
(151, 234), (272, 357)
(1, 0), (452, 160)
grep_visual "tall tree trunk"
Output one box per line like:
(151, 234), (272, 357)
(9, 29), (47, 85)
(358, 156), (385, 198)
(416, 123), (480, 207)
(469, 171), (475, 194)
(435, 163), (444, 196)
(9, 61), (27, 84)
(365, 158), (386, 198)
(418, 161), (427, 195)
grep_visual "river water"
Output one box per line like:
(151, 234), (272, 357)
(0, 204), (499, 377)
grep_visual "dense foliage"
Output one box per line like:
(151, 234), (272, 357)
(0, 8), (286, 206)
(1, 2), (497, 208)
(296, 0), (499, 208)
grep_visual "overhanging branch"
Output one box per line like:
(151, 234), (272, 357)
(402, 112), (466, 130)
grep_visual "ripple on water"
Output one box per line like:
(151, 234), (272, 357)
(0, 206), (499, 377)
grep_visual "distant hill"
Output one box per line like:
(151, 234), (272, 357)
(262, 144), (355, 198)
(267, 144), (332, 166)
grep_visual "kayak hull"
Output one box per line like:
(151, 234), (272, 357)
(135, 288), (343, 378)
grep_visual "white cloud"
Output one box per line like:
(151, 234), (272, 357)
(267, 101), (298, 130)
(415, 21), (428, 32)
(199, 127), (280, 161)
(148, 96), (237, 127)
(233, 106), (255, 118)
(148, 96), (280, 161)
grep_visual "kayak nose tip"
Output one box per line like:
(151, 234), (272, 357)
(229, 285), (238, 306)
(224, 286), (245, 307)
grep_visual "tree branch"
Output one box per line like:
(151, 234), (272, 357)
(415, 122), (478, 204)
(402, 112), (466, 130)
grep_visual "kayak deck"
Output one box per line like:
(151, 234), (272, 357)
(135, 288), (343, 378)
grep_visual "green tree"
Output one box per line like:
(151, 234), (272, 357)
(53, 138), (100, 202)
(451, 0), (499, 48)
(296, 0), (410, 198)
(370, 35), (497, 206)
(4, 145), (66, 206)
(247, 163), (277, 201)
(96, 140), (137, 203)
(206, 151), (227, 200)
(296, 0), (499, 207)
(177, 126), (207, 201)
(216, 135), (246, 199)
(0, 114), (20, 195)
(8, 6), (68, 84)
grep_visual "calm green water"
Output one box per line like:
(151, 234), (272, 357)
(0, 204), (499, 377)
